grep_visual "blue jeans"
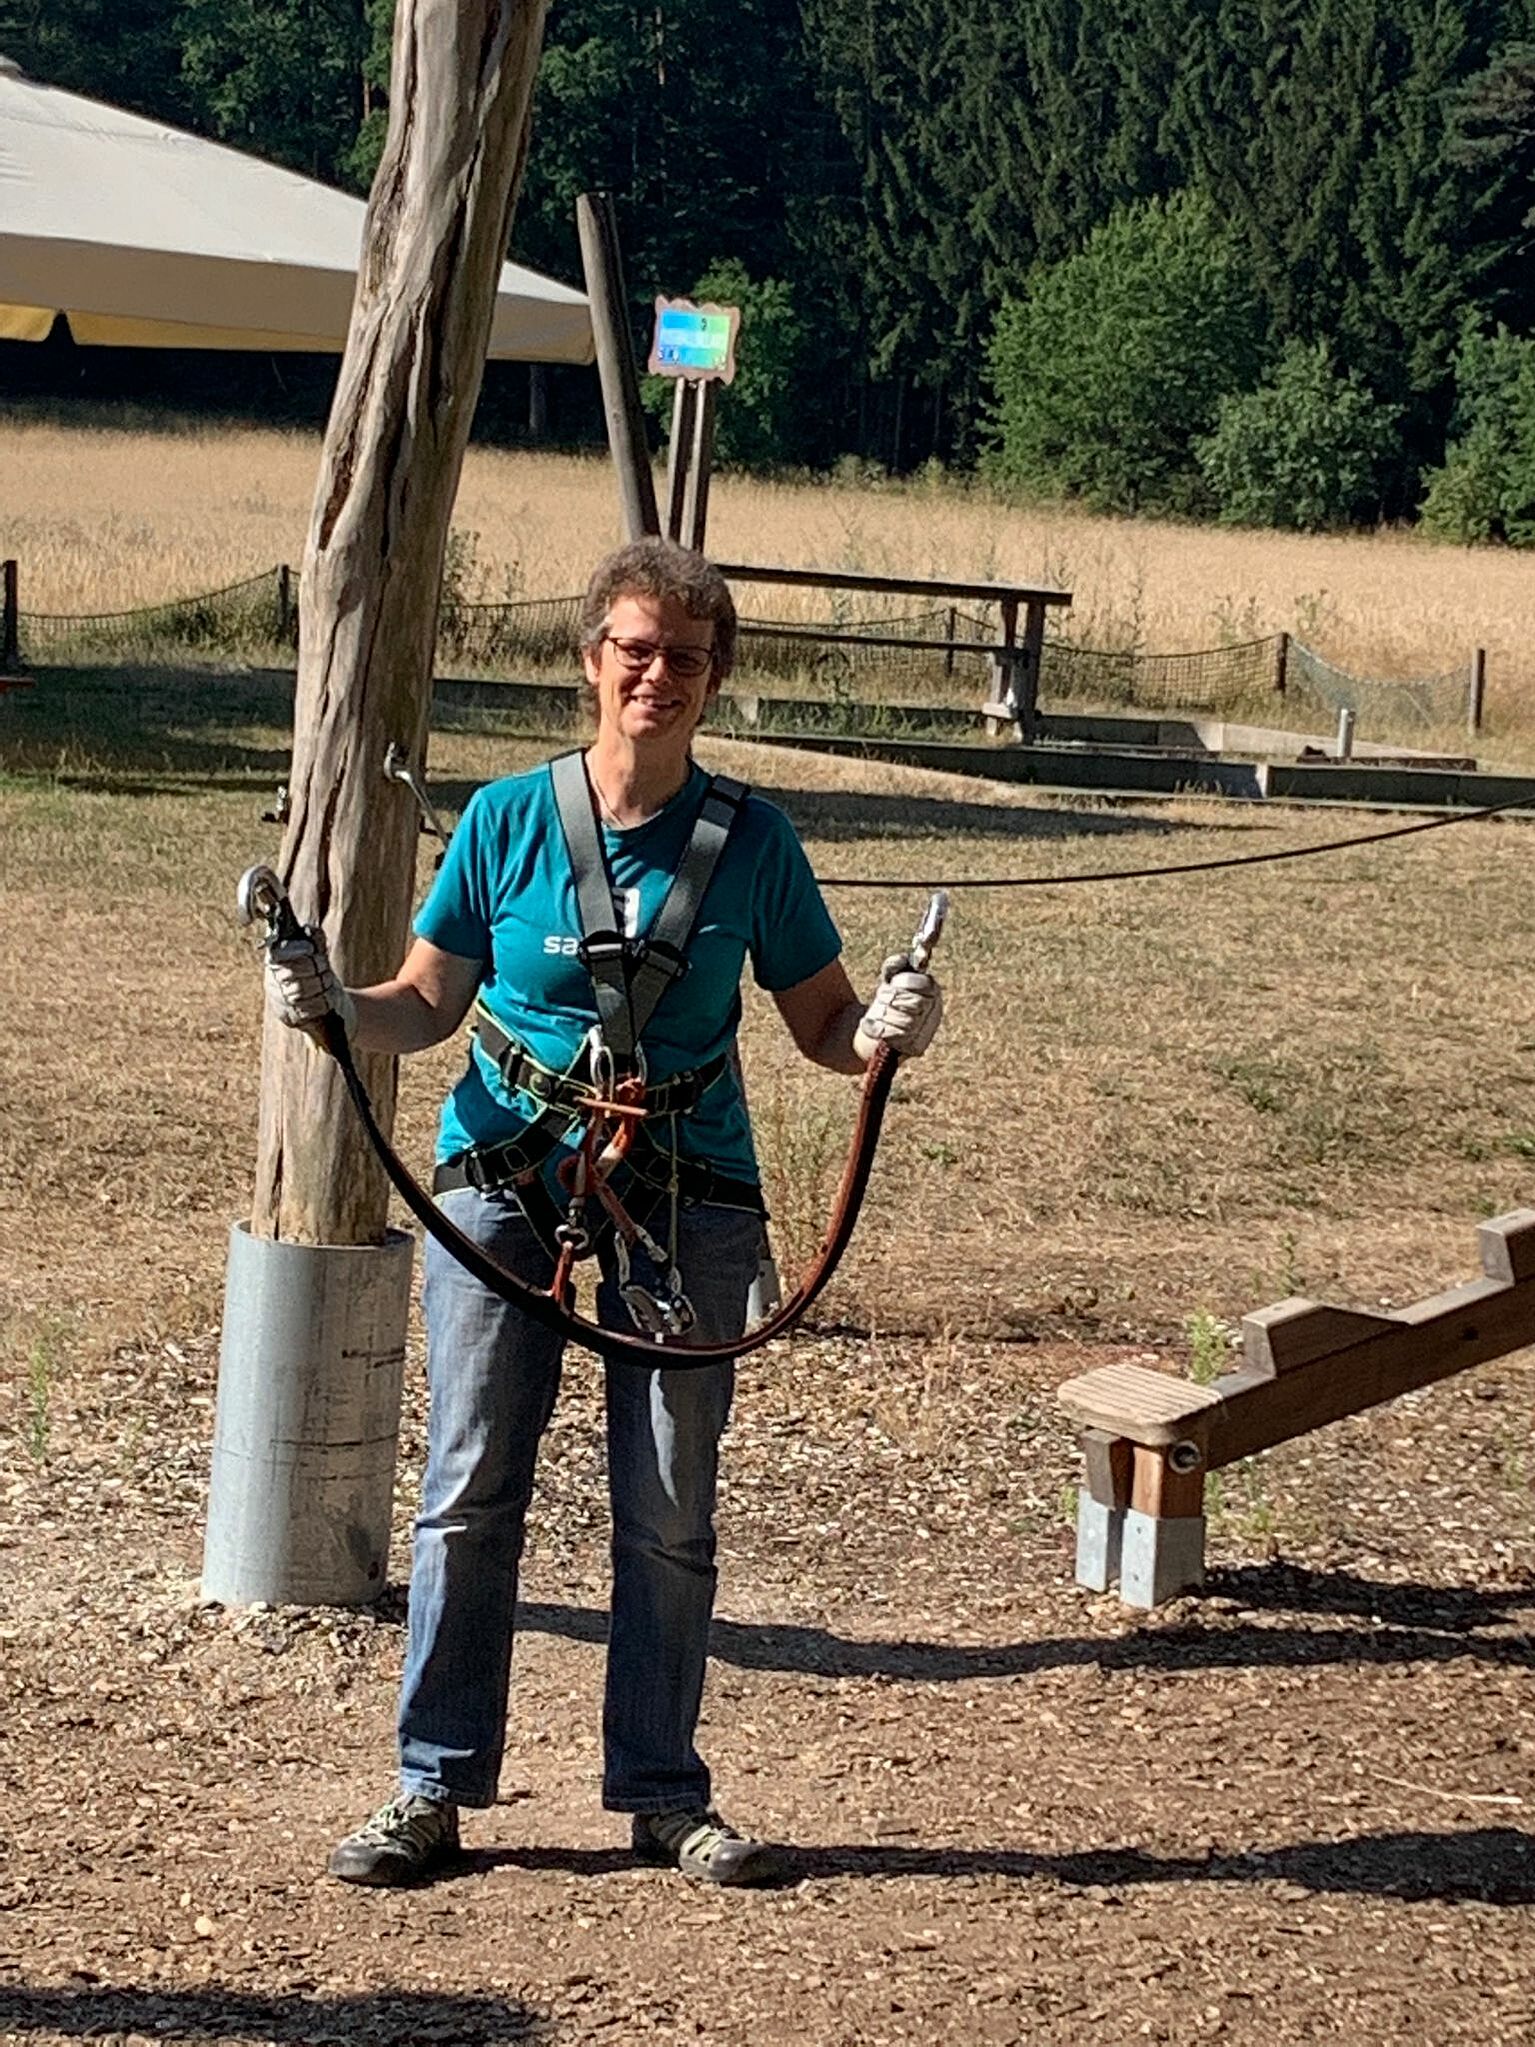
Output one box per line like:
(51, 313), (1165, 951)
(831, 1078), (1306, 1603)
(397, 1186), (760, 1813)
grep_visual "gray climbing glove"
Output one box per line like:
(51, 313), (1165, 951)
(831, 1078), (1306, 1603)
(264, 925), (357, 1038)
(853, 953), (944, 1062)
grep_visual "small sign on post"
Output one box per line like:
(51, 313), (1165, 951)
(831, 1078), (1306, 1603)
(648, 298), (739, 384)
(652, 297), (738, 553)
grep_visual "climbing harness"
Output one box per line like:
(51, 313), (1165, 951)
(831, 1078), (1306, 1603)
(531, 750), (749, 1334)
(237, 767), (946, 1368)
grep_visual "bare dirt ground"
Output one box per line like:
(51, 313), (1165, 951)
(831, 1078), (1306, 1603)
(3, 1323), (1533, 2047)
(3, 682), (1535, 2045)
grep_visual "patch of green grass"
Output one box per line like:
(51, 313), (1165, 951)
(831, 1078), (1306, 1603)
(23, 1313), (71, 1465)
(1186, 1308), (1233, 1387)
(1206, 1455), (1278, 1547)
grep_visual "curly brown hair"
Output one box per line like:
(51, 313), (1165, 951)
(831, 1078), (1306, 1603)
(578, 538), (737, 678)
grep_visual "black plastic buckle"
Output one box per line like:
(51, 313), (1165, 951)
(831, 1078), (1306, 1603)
(577, 930), (630, 972)
(632, 936), (690, 983)
(461, 1144), (522, 1196)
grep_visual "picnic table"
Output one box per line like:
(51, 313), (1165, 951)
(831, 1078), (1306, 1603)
(713, 562), (1072, 742)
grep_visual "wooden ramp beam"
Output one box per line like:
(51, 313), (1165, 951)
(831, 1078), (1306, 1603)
(1057, 1210), (1535, 1608)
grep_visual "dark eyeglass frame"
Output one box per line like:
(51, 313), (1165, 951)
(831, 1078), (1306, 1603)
(599, 632), (717, 682)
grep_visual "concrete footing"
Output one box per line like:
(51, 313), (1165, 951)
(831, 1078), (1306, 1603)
(202, 1222), (415, 1607)
(1119, 1509), (1206, 1608)
(1075, 1498), (1206, 1608)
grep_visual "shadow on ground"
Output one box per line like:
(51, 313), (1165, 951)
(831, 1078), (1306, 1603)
(467, 1827), (1535, 1906)
(3, 666), (1262, 852)
(512, 1566), (1535, 1682)
(0, 1987), (539, 2042)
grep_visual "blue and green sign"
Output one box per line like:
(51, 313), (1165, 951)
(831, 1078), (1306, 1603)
(648, 298), (740, 384)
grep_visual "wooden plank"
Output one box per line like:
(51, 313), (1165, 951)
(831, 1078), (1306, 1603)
(1209, 1269), (1535, 1466)
(1081, 1428), (1132, 1510)
(682, 379), (716, 551)
(739, 624), (1014, 657)
(715, 561), (1072, 606)
(1480, 1209), (1535, 1282)
(1014, 598), (1046, 745)
(664, 378), (696, 544)
(2, 557), (18, 671)
(1056, 1363), (1220, 1445)
(1241, 1298), (1398, 1374)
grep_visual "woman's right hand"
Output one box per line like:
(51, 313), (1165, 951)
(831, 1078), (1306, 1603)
(265, 926), (357, 1039)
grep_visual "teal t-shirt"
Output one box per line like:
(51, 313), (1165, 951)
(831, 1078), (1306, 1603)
(414, 757), (842, 1181)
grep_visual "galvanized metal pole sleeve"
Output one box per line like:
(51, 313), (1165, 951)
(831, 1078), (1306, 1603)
(202, 1223), (415, 1607)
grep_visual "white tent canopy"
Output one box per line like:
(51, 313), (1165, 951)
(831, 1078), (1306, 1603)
(0, 58), (593, 363)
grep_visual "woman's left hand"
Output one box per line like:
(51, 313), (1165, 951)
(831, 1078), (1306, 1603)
(853, 954), (944, 1062)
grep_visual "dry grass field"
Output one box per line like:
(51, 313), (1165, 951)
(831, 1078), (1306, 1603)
(3, 661), (1535, 2042)
(4, 411), (1535, 737)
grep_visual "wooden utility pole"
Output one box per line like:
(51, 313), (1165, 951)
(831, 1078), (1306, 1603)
(576, 192), (660, 542)
(252, 0), (550, 1246)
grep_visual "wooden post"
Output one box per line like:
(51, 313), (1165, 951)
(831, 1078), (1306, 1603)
(576, 191), (659, 542)
(682, 380), (717, 552)
(1120, 1433), (1208, 1606)
(985, 596), (1020, 734)
(1272, 630), (1290, 696)
(275, 562), (294, 647)
(1075, 1428), (1132, 1592)
(664, 379), (698, 543)
(1, 559), (17, 672)
(1468, 648), (1487, 735)
(251, 0), (552, 1247)
(944, 603), (957, 679)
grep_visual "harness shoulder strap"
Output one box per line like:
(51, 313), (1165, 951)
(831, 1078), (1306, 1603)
(549, 749), (635, 1056)
(549, 753), (749, 1062)
(627, 772), (747, 1041)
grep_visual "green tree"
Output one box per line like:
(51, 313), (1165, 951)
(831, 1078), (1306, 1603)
(0, 0), (189, 122)
(986, 192), (1265, 512)
(176, 0), (372, 187)
(1445, 38), (1535, 323)
(340, 0), (395, 190)
(1197, 340), (1399, 530)
(1420, 323), (1535, 543)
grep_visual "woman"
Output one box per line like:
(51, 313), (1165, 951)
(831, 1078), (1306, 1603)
(265, 538), (943, 1889)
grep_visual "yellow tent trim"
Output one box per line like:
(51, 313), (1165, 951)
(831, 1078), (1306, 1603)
(0, 303), (57, 342)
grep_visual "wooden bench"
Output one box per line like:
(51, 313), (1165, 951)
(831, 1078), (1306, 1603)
(1057, 1209), (1535, 1607)
(716, 562), (1071, 742)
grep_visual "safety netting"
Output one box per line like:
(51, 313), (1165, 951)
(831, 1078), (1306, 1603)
(436, 593), (582, 672)
(15, 568), (290, 665)
(1040, 634), (1279, 716)
(1285, 640), (1475, 735)
(8, 564), (1479, 743)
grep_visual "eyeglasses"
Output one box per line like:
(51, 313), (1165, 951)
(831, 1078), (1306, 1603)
(600, 633), (716, 682)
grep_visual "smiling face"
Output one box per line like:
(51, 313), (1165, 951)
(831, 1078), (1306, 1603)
(582, 592), (721, 751)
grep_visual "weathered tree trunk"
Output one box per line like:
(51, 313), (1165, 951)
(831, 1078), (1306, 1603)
(253, 0), (549, 1246)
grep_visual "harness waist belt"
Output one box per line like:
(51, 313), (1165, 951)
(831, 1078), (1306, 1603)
(474, 1005), (729, 1117)
(432, 1148), (765, 1215)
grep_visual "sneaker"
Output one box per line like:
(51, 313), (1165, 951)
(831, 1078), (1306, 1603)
(327, 1794), (461, 1887)
(631, 1807), (783, 1887)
